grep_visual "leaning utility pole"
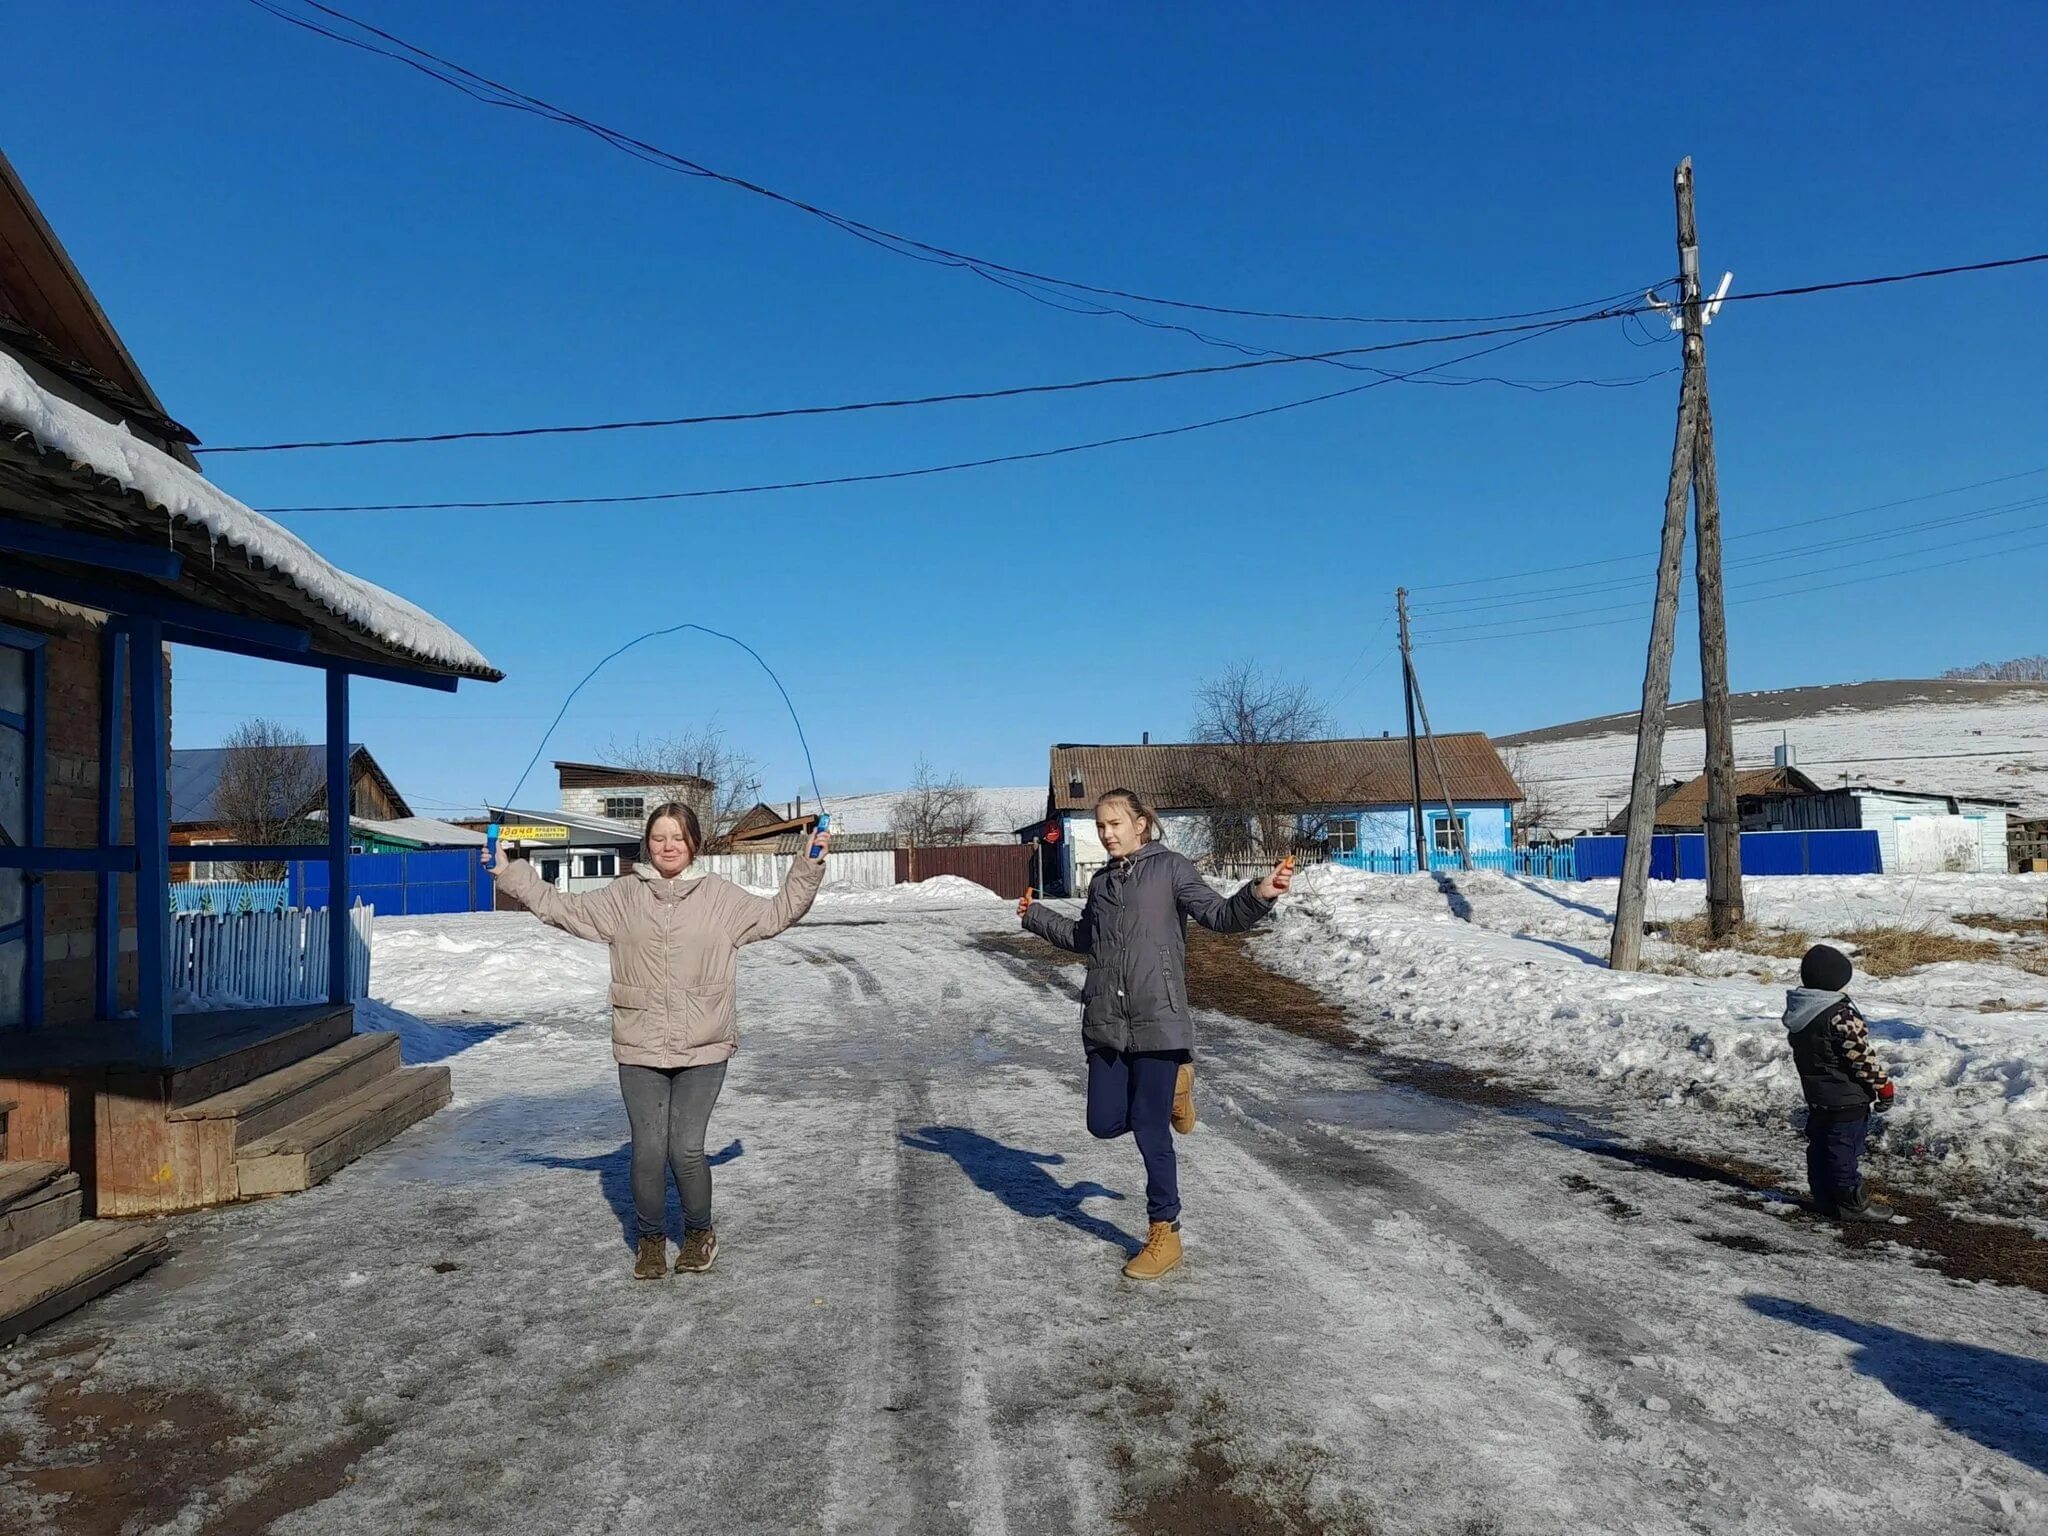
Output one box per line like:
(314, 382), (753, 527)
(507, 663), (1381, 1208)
(1396, 589), (1429, 871)
(1690, 335), (1743, 937)
(1613, 156), (1736, 970)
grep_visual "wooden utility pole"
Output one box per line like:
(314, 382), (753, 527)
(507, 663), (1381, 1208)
(1396, 589), (1429, 871)
(1691, 347), (1743, 937)
(1605, 159), (1720, 974)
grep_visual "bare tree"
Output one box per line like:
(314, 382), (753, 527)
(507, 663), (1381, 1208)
(1501, 746), (1567, 843)
(213, 719), (323, 879)
(602, 725), (763, 838)
(1183, 662), (1329, 860)
(890, 758), (985, 847)
(1946, 656), (2048, 682)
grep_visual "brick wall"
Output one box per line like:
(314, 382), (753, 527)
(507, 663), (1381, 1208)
(560, 782), (714, 833)
(0, 590), (161, 1028)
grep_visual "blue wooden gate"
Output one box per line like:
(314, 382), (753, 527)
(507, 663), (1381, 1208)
(291, 848), (489, 914)
(1572, 830), (1882, 880)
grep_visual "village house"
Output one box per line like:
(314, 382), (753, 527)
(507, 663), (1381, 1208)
(1035, 735), (1525, 893)
(553, 759), (713, 831)
(170, 740), (410, 878)
(0, 148), (499, 1340)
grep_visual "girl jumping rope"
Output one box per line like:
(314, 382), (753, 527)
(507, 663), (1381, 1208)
(1020, 789), (1292, 1279)
(488, 802), (829, 1279)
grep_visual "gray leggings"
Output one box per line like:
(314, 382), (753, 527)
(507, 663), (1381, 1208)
(617, 1061), (728, 1238)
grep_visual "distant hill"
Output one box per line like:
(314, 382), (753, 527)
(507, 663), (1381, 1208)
(1496, 679), (2048, 833)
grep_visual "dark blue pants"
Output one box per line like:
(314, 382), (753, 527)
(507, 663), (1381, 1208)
(1806, 1108), (1869, 1207)
(1086, 1048), (1185, 1224)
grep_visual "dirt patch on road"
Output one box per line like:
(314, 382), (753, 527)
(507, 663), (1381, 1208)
(0, 1339), (386, 1535)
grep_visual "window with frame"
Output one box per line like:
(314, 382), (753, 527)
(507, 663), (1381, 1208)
(1324, 816), (1359, 856)
(579, 854), (617, 879)
(539, 858), (563, 885)
(1431, 815), (1468, 854)
(0, 626), (44, 1028)
(604, 796), (646, 822)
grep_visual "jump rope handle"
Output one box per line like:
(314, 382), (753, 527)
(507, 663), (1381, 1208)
(486, 823), (501, 868)
(808, 812), (831, 860)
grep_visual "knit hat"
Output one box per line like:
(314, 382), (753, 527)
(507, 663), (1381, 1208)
(1800, 944), (1853, 992)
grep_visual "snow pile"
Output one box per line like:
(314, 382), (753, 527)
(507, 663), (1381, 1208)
(818, 875), (1008, 908)
(371, 914), (611, 1024)
(0, 351), (494, 676)
(1258, 867), (2048, 1199)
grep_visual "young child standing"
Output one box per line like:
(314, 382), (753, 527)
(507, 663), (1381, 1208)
(1783, 943), (1899, 1223)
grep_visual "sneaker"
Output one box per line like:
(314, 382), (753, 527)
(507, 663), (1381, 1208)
(676, 1227), (719, 1273)
(633, 1236), (669, 1279)
(1171, 1062), (1197, 1135)
(1826, 1189), (1897, 1225)
(1122, 1220), (1183, 1281)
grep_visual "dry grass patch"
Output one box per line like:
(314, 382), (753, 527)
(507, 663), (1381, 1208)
(1836, 925), (2015, 978)
(1647, 916), (1812, 958)
(1955, 910), (2048, 939)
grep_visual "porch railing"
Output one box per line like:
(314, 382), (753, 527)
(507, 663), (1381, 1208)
(170, 903), (373, 1008)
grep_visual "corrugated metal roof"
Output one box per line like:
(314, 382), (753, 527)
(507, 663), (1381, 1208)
(1048, 735), (1523, 813)
(171, 743), (370, 825)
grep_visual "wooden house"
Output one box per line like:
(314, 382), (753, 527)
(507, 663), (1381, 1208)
(0, 149), (500, 1340)
(171, 741), (410, 878)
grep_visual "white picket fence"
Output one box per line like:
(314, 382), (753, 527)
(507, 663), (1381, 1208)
(693, 849), (897, 892)
(171, 904), (374, 1008)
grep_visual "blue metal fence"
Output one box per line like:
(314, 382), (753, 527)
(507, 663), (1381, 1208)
(1330, 845), (1577, 879)
(1571, 829), (1883, 881)
(170, 881), (290, 914)
(291, 848), (490, 915)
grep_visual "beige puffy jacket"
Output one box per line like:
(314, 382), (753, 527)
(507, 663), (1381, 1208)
(495, 855), (825, 1068)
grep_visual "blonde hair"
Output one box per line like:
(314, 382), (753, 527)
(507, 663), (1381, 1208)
(1095, 787), (1165, 843)
(643, 801), (703, 862)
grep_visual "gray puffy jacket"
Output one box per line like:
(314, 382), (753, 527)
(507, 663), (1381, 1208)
(1023, 840), (1274, 1054)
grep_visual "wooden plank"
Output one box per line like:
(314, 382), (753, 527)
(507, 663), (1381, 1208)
(0, 1074), (93, 1166)
(236, 1066), (450, 1198)
(169, 1032), (396, 1124)
(0, 1225), (168, 1346)
(163, 1006), (355, 1107)
(0, 1161), (66, 1211)
(94, 1090), (238, 1219)
(0, 1182), (82, 1262)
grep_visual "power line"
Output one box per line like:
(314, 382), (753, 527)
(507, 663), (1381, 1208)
(1410, 490), (2048, 618)
(246, 0), (1666, 333)
(200, 304), (1643, 456)
(1407, 464), (2048, 597)
(1416, 526), (2048, 645)
(257, 320), (1606, 512)
(1516, 746), (2048, 789)
(198, 248), (2048, 455)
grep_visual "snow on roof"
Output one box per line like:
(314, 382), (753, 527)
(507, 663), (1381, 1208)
(0, 349), (496, 678)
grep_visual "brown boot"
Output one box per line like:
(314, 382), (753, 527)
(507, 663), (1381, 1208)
(1171, 1062), (1197, 1135)
(675, 1227), (719, 1273)
(633, 1236), (669, 1279)
(1122, 1221), (1183, 1281)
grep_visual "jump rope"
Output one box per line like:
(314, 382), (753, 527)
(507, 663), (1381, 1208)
(485, 623), (829, 869)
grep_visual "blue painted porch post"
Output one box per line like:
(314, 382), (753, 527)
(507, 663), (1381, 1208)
(127, 619), (171, 1060)
(326, 671), (351, 1002)
(95, 623), (128, 1020)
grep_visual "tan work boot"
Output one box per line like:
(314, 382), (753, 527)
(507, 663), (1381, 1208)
(675, 1227), (719, 1273)
(1122, 1220), (1183, 1281)
(633, 1236), (669, 1280)
(1171, 1062), (1197, 1135)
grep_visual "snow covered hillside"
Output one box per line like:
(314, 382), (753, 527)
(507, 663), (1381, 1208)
(816, 784), (1046, 838)
(1257, 867), (2048, 1208)
(1499, 679), (2048, 833)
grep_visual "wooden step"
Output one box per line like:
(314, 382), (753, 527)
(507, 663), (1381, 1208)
(235, 1065), (452, 1198)
(0, 1162), (83, 1262)
(169, 1032), (401, 1147)
(161, 1006), (357, 1110)
(0, 1219), (168, 1345)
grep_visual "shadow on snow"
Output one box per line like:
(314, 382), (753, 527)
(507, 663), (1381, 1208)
(522, 1139), (745, 1250)
(899, 1124), (1138, 1255)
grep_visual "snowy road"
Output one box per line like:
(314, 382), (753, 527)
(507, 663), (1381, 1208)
(4, 890), (2046, 1534)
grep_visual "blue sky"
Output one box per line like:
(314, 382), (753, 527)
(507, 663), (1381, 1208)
(7, 2), (2045, 815)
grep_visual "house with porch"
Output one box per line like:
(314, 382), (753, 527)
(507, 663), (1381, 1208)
(554, 760), (713, 831)
(1039, 735), (1525, 893)
(0, 148), (500, 1340)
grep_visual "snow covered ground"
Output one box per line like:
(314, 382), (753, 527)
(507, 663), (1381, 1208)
(1258, 868), (2048, 1210)
(3, 885), (2046, 1533)
(1500, 680), (2048, 832)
